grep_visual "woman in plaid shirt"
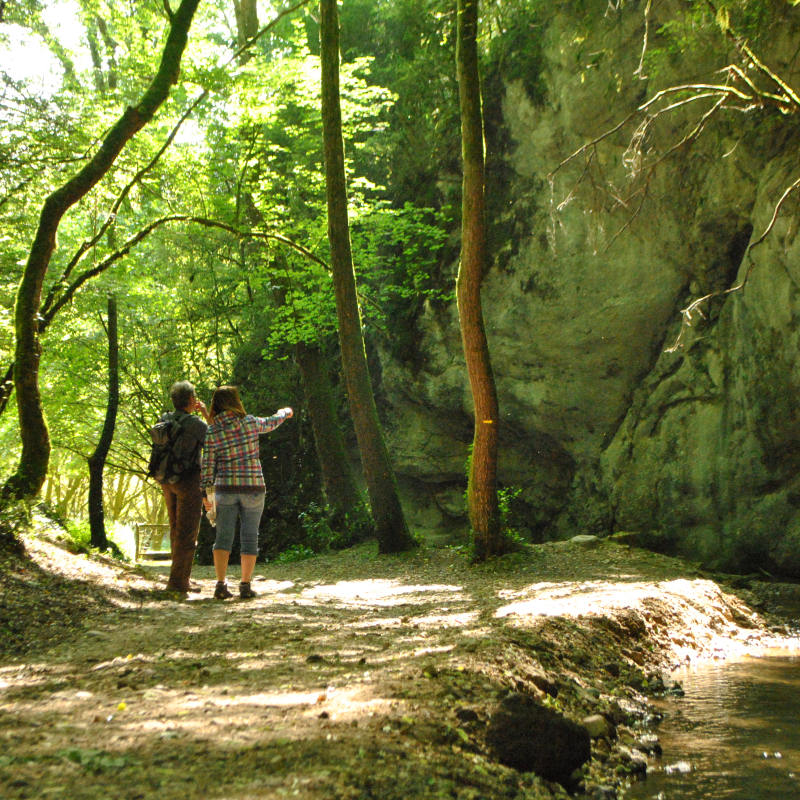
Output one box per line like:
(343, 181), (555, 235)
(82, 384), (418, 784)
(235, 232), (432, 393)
(201, 385), (292, 599)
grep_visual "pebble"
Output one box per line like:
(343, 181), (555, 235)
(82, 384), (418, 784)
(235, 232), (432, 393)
(582, 714), (610, 738)
(592, 787), (617, 800)
(569, 535), (602, 548)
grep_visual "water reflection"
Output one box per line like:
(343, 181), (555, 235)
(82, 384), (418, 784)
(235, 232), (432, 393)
(626, 652), (800, 799)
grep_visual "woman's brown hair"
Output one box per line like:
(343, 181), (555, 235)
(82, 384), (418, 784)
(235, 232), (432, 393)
(210, 385), (246, 420)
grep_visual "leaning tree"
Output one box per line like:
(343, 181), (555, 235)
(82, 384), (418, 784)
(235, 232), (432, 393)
(1, 0), (202, 506)
(319, 0), (416, 554)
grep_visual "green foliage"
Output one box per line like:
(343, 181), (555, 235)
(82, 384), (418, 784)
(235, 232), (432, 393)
(457, 485), (527, 561)
(497, 487), (527, 549)
(640, 0), (793, 80)
(354, 203), (452, 303)
(335, 502), (374, 549)
(541, 693), (561, 711)
(0, 500), (29, 553)
(297, 503), (335, 551)
(483, 0), (548, 107)
(298, 501), (373, 553)
(272, 543), (315, 563)
(64, 519), (92, 549)
(338, 0), (462, 209)
(58, 748), (131, 774)
(63, 519), (128, 561)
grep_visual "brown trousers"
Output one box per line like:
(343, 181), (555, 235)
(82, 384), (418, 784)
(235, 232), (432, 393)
(161, 472), (202, 591)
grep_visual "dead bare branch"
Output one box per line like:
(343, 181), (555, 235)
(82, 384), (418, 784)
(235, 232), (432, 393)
(603, 182), (649, 252)
(666, 175), (800, 352)
(633, 0), (652, 80)
(548, 83), (753, 183)
(555, 149), (596, 212)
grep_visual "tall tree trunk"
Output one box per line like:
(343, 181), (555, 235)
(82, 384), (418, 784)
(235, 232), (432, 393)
(233, 0), (259, 54)
(456, 0), (504, 560)
(0, 0), (201, 505)
(295, 341), (366, 527)
(87, 295), (119, 551)
(319, 0), (415, 554)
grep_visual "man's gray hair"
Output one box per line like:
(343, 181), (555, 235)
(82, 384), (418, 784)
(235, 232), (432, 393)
(170, 380), (196, 410)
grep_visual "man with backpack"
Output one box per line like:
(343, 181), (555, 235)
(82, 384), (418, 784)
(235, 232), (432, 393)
(149, 381), (210, 594)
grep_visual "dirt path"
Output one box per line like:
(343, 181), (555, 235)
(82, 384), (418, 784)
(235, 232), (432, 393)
(1, 525), (799, 800)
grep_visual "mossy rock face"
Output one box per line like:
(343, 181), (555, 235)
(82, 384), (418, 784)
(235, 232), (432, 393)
(368, 3), (800, 574)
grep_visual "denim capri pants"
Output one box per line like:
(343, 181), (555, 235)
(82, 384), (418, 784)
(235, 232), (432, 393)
(213, 492), (265, 556)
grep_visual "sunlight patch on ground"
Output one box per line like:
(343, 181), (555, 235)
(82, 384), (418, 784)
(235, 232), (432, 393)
(413, 645), (455, 657)
(49, 690), (96, 701)
(495, 579), (703, 618)
(301, 580), (464, 608)
(206, 689), (325, 707)
(411, 611), (478, 628)
(255, 580), (297, 593)
(196, 684), (393, 718)
(494, 577), (800, 664)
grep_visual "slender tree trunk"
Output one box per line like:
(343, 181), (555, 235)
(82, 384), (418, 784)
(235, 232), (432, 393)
(233, 0), (259, 53)
(0, 0), (201, 505)
(295, 341), (366, 527)
(86, 23), (107, 94)
(319, 0), (415, 554)
(88, 295), (119, 551)
(456, 0), (504, 560)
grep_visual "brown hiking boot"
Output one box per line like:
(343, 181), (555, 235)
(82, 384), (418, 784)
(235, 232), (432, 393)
(214, 581), (233, 600)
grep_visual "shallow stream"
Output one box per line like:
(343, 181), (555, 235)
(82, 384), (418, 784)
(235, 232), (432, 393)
(626, 650), (800, 799)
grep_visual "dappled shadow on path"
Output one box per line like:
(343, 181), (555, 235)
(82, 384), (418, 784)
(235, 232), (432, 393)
(0, 539), (787, 799)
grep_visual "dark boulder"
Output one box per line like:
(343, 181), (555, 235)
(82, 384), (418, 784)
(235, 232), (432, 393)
(486, 693), (591, 787)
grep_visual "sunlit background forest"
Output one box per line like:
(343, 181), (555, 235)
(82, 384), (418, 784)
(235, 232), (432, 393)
(0, 0), (475, 558)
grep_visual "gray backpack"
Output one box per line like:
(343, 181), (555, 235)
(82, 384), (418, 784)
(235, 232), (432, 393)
(147, 411), (196, 484)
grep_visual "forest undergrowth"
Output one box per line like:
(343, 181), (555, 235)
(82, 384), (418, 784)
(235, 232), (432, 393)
(1, 513), (799, 800)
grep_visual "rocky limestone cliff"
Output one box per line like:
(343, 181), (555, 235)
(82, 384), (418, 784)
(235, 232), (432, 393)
(376, 1), (800, 575)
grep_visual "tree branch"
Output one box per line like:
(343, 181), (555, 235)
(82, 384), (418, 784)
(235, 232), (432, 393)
(40, 0), (316, 322)
(40, 215), (330, 333)
(632, 0), (652, 80)
(40, 90), (209, 321)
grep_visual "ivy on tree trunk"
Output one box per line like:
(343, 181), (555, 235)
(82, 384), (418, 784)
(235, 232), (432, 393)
(0, 0), (201, 505)
(319, 0), (415, 554)
(87, 295), (119, 552)
(456, 0), (505, 560)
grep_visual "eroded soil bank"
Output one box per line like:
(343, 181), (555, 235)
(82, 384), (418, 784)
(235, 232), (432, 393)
(1, 520), (799, 800)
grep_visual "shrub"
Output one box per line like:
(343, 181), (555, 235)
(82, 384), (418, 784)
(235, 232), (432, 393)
(273, 544), (315, 563)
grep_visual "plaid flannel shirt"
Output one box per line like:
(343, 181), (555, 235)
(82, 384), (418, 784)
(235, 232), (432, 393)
(201, 410), (289, 494)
